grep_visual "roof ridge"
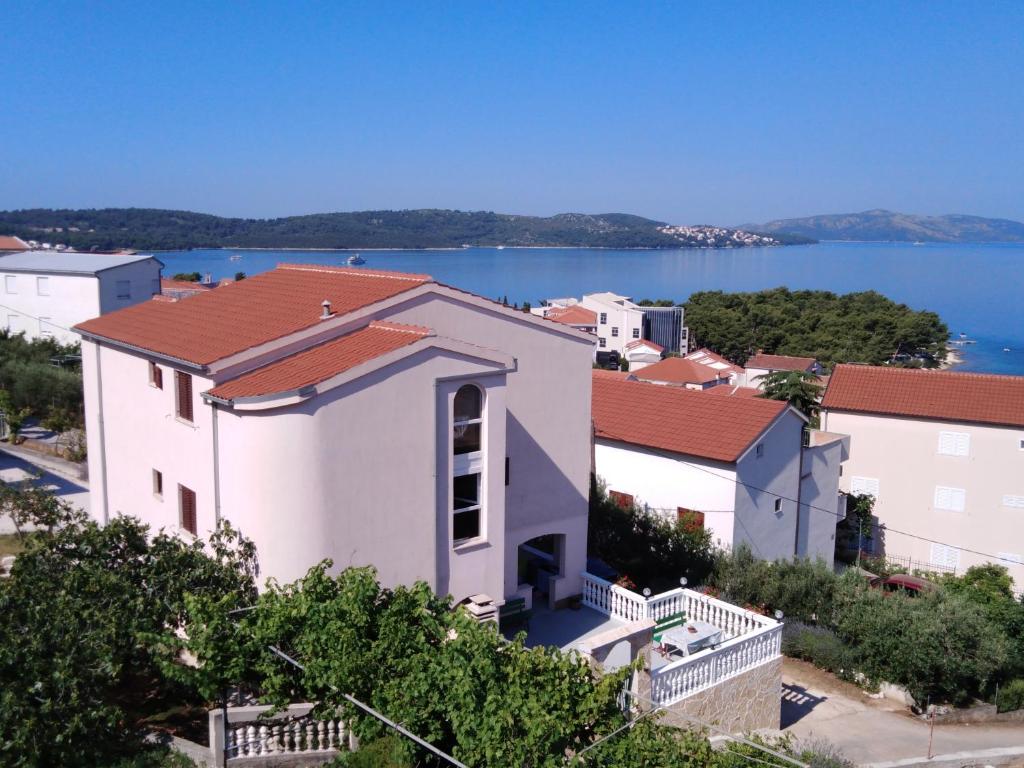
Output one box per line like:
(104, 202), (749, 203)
(833, 363), (1023, 382)
(367, 320), (433, 335)
(277, 263), (432, 281)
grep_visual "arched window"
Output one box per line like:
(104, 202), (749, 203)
(453, 384), (482, 455)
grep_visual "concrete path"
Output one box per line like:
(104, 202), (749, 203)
(0, 443), (89, 533)
(781, 658), (1024, 765)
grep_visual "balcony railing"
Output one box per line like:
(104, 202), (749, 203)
(581, 572), (782, 707)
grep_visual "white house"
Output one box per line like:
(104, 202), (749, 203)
(75, 265), (595, 611)
(623, 339), (663, 371)
(0, 250), (163, 345)
(535, 293), (688, 356)
(592, 371), (847, 564)
(821, 364), (1024, 585)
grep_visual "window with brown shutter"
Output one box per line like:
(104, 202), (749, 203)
(149, 361), (163, 389)
(609, 491), (634, 510)
(175, 371), (193, 422)
(179, 485), (197, 535)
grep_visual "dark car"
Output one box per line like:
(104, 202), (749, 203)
(595, 351), (621, 370)
(870, 573), (937, 596)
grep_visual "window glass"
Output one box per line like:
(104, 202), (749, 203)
(4, 275), (16, 294)
(611, 327), (619, 337)
(116, 280), (131, 299)
(453, 473), (481, 542)
(453, 385), (482, 454)
(36, 276), (49, 296)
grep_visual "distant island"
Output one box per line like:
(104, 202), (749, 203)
(747, 208), (1024, 243)
(0, 208), (813, 251)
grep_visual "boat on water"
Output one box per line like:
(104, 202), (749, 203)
(496, 245), (505, 250)
(913, 241), (925, 246)
(347, 254), (366, 265)
(1005, 348), (1012, 353)
(229, 254), (242, 262)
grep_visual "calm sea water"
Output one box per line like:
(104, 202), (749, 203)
(157, 242), (1024, 375)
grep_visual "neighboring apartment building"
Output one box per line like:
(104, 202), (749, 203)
(0, 250), (163, 344)
(593, 372), (847, 564)
(75, 265), (594, 610)
(821, 364), (1024, 585)
(745, 353), (822, 389)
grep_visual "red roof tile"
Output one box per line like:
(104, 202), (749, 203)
(822, 364), (1024, 428)
(592, 372), (788, 462)
(75, 264), (431, 366)
(0, 236), (29, 251)
(625, 339), (664, 352)
(546, 305), (598, 326)
(208, 321), (431, 400)
(592, 368), (631, 380)
(704, 385), (761, 398)
(633, 357), (729, 386)
(746, 353), (817, 372)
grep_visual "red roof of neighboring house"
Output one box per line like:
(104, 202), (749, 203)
(208, 321), (431, 401)
(592, 368), (631, 380)
(704, 385), (761, 398)
(75, 264), (431, 366)
(161, 278), (213, 294)
(684, 348), (744, 375)
(633, 357), (729, 386)
(821, 364), (1024, 429)
(546, 305), (598, 326)
(0, 236), (29, 251)
(746, 353), (817, 372)
(625, 339), (664, 352)
(592, 372), (789, 462)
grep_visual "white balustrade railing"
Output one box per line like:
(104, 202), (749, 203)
(649, 621), (783, 706)
(209, 703), (353, 766)
(581, 572), (647, 622)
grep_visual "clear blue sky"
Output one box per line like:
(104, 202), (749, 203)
(2, 1), (1022, 224)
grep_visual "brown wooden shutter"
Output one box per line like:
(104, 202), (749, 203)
(609, 491), (634, 510)
(180, 485), (197, 534)
(175, 371), (193, 422)
(149, 362), (163, 389)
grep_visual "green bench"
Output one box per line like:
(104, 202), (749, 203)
(499, 597), (532, 631)
(653, 612), (687, 646)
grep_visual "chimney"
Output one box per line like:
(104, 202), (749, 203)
(321, 299), (333, 320)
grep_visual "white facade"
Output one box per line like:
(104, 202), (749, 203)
(580, 292), (645, 355)
(594, 412), (846, 565)
(81, 275), (593, 609)
(0, 251), (161, 345)
(821, 408), (1024, 585)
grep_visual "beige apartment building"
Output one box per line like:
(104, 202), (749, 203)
(821, 365), (1024, 587)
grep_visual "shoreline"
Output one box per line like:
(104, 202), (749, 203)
(942, 345), (965, 369)
(150, 243), (795, 253)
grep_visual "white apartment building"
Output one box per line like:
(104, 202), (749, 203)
(592, 371), (847, 565)
(821, 364), (1024, 585)
(0, 251), (162, 345)
(75, 265), (594, 610)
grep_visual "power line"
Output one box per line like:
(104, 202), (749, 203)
(607, 433), (1024, 569)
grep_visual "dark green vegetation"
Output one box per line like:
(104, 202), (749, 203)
(0, 207), (814, 250)
(0, 331), (83, 435)
(756, 370), (824, 420)
(0, 492), (257, 767)
(749, 208), (1024, 243)
(684, 287), (949, 367)
(712, 550), (1024, 706)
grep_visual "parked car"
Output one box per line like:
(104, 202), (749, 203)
(595, 351), (621, 370)
(870, 573), (937, 596)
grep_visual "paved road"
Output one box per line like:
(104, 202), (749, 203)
(0, 444), (89, 533)
(781, 658), (1024, 765)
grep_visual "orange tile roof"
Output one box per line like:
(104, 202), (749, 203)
(208, 321), (431, 401)
(161, 278), (213, 293)
(684, 348), (744, 375)
(592, 372), (788, 462)
(704, 385), (761, 398)
(546, 305), (598, 326)
(0, 236), (29, 251)
(822, 364), (1024, 428)
(75, 264), (431, 366)
(592, 368), (631, 380)
(746, 353), (817, 371)
(625, 339), (664, 352)
(633, 356), (729, 386)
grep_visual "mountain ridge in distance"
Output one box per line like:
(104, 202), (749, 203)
(747, 208), (1024, 243)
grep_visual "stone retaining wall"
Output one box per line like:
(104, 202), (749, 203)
(660, 657), (782, 733)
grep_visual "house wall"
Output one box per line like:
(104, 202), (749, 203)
(581, 296), (644, 356)
(379, 292), (593, 601)
(83, 340), (217, 539)
(593, 439), (738, 550)
(732, 411), (804, 561)
(96, 260), (163, 314)
(822, 409), (1024, 585)
(798, 434), (849, 566)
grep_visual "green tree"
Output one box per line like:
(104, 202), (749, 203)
(172, 271), (202, 282)
(756, 370), (823, 420)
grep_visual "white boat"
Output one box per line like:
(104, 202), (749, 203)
(229, 254), (242, 262)
(496, 245), (505, 250)
(347, 254), (366, 265)
(1004, 348), (1012, 353)
(913, 241), (924, 246)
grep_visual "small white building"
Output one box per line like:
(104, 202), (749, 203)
(821, 364), (1024, 585)
(623, 339), (663, 371)
(0, 251), (162, 345)
(75, 265), (594, 610)
(592, 371), (847, 564)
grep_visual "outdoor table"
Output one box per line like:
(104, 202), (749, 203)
(660, 620), (723, 657)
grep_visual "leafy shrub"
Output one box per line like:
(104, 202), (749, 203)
(782, 622), (857, 680)
(996, 679), (1024, 713)
(335, 736), (412, 768)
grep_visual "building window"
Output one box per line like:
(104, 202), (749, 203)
(611, 327), (619, 337)
(175, 371), (193, 422)
(149, 361), (163, 389)
(36, 276), (49, 296)
(453, 384), (482, 455)
(1019, 437), (1024, 451)
(4, 275), (16, 294)
(934, 485), (966, 512)
(38, 318), (54, 338)
(1003, 494), (1024, 509)
(598, 337), (606, 348)
(179, 485), (197, 535)
(151, 278), (160, 295)
(609, 490), (634, 509)
(599, 313), (607, 325)
(632, 328), (640, 339)
(116, 280), (131, 300)
(453, 473), (481, 543)
(937, 431), (970, 456)
(505, 456), (510, 486)
(850, 476), (880, 498)
(774, 498), (783, 514)
(755, 443), (764, 458)
(930, 543), (960, 570)
(153, 469), (163, 498)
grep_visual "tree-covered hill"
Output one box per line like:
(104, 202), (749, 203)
(684, 287), (949, 367)
(748, 208), (1024, 243)
(0, 207), (813, 250)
